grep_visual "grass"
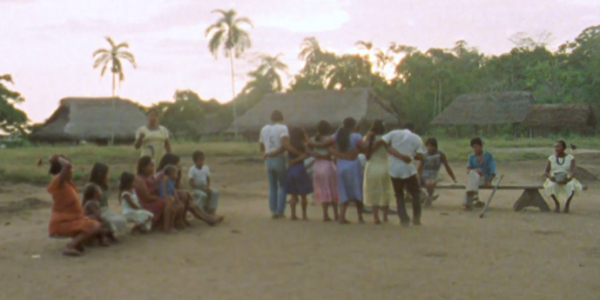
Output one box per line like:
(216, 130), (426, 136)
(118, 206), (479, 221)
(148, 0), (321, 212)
(0, 137), (597, 185)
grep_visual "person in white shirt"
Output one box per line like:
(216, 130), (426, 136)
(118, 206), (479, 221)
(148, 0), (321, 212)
(188, 151), (219, 215)
(382, 125), (426, 226)
(259, 110), (301, 219)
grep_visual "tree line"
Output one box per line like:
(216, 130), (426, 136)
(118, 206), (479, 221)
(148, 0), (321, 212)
(1, 8), (598, 139)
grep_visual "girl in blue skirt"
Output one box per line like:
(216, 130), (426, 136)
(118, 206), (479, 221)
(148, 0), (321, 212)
(285, 127), (313, 220)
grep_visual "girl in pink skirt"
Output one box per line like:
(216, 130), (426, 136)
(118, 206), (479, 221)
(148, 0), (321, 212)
(307, 121), (339, 222)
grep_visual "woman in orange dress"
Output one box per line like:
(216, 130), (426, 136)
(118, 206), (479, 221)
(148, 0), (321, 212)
(47, 155), (103, 256)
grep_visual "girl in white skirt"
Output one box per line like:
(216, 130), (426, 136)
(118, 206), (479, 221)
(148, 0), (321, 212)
(119, 172), (154, 234)
(543, 140), (583, 213)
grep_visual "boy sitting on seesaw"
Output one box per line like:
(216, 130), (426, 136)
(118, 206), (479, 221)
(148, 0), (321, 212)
(189, 151), (219, 215)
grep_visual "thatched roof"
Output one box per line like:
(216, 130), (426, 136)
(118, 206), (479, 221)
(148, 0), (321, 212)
(523, 104), (597, 128)
(31, 97), (146, 142)
(432, 91), (534, 125)
(228, 88), (399, 133)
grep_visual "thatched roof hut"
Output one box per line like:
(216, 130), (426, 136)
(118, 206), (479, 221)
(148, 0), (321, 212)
(432, 91), (535, 126)
(228, 88), (399, 135)
(30, 97), (146, 143)
(523, 104), (596, 129)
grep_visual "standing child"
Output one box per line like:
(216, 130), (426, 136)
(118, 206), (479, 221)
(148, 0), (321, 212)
(158, 165), (185, 230)
(82, 183), (115, 245)
(304, 156), (316, 205)
(307, 120), (339, 222)
(268, 127), (312, 220)
(119, 172), (154, 234)
(188, 151), (220, 215)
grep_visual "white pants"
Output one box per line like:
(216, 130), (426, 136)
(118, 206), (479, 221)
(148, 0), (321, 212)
(464, 170), (485, 205)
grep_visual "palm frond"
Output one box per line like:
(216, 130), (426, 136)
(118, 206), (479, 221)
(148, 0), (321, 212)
(211, 9), (228, 15)
(93, 54), (111, 68)
(100, 64), (108, 77)
(93, 48), (110, 57)
(117, 51), (137, 68)
(115, 42), (130, 49)
(208, 29), (225, 58)
(234, 16), (254, 28)
(105, 36), (116, 47)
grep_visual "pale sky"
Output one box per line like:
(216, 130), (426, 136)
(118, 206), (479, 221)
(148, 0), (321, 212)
(1, 0), (599, 123)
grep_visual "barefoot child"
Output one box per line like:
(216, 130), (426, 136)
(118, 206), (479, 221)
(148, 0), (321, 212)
(119, 172), (154, 234)
(283, 127), (313, 220)
(82, 183), (115, 245)
(158, 165), (186, 229)
(418, 138), (457, 207)
(188, 151), (220, 215)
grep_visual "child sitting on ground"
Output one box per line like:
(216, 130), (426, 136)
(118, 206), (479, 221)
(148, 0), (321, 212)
(119, 172), (154, 234)
(158, 165), (185, 230)
(82, 183), (116, 245)
(188, 151), (220, 215)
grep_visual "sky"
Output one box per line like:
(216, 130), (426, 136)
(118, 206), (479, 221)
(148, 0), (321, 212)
(1, 0), (599, 123)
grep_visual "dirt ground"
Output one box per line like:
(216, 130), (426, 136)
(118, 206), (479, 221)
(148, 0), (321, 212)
(1, 156), (599, 300)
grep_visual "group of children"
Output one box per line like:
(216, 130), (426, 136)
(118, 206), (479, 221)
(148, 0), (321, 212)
(49, 150), (221, 254)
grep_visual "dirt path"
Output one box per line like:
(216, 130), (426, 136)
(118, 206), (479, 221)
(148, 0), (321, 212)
(0, 160), (599, 300)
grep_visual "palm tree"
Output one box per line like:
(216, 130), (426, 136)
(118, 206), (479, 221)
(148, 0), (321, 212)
(355, 40), (376, 86)
(92, 36), (136, 145)
(93, 36), (137, 97)
(205, 9), (253, 138)
(252, 54), (288, 91)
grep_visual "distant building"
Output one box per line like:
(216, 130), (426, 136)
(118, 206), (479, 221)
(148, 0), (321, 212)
(228, 88), (400, 139)
(30, 97), (146, 144)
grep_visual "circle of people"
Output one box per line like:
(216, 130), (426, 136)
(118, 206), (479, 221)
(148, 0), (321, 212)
(44, 108), (583, 256)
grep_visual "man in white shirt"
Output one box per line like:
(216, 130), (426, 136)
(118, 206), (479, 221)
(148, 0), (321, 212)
(259, 110), (297, 219)
(382, 125), (426, 226)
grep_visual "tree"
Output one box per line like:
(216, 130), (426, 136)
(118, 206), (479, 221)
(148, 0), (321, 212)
(0, 74), (28, 134)
(92, 36), (137, 145)
(92, 36), (137, 97)
(151, 90), (221, 140)
(248, 54), (289, 92)
(205, 9), (253, 138)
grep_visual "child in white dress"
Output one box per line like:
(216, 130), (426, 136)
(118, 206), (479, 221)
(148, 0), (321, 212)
(119, 172), (154, 234)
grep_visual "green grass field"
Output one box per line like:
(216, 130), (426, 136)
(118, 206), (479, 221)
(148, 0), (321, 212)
(0, 137), (595, 185)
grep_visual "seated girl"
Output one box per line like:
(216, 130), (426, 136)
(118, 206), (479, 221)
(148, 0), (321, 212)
(82, 183), (116, 245)
(119, 172), (154, 234)
(158, 165), (186, 229)
(88, 163), (127, 234)
(418, 138), (457, 207)
(543, 140), (583, 213)
(47, 155), (103, 256)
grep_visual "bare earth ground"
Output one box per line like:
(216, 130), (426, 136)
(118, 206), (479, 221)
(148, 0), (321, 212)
(1, 156), (600, 300)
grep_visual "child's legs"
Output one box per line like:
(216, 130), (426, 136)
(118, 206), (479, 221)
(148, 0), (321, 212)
(300, 195), (308, 219)
(381, 205), (389, 221)
(321, 203), (331, 220)
(425, 179), (436, 196)
(289, 194), (299, 219)
(208, 189), (220, 214)
(332, 202), (339, 220)
(67, 222), (103, 251)
(355, 200), (364, 222)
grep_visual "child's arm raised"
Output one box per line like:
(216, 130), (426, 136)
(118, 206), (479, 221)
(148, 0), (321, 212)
(122, 193), (141, 210)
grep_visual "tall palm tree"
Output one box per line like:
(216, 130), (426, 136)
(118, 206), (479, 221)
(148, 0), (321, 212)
(92, 36), (136, 145)
(93, 36), (137, 97)
(205, 9), (253, 138)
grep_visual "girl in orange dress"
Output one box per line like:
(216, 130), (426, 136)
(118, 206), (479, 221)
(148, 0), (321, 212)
(47, 155), (103, 256)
